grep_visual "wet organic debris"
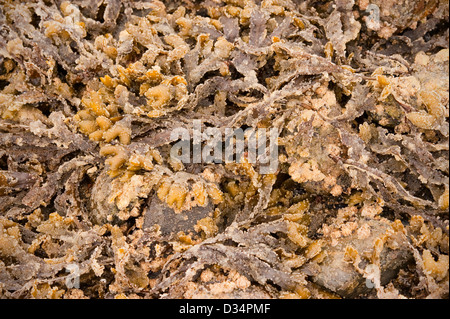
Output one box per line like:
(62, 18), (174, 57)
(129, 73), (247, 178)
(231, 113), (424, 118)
(0, 0), (448, 299)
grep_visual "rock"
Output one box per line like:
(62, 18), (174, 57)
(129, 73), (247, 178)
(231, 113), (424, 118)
(90, 170), (119, 224)
(306, 218), (413, 298)
(143, 195), (214, 237)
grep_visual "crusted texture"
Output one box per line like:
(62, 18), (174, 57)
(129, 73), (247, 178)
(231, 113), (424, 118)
(0, 0), (448, 299)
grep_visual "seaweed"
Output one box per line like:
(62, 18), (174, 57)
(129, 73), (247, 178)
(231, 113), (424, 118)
(0, 0), (448, 299)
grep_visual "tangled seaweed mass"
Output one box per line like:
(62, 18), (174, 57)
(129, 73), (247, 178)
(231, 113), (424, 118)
(0, 0), (448, 299)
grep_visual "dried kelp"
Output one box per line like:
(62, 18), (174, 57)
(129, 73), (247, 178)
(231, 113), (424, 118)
(0, 0), (448, 299)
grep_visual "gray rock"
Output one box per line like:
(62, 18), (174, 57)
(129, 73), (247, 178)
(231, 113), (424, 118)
(306, 218), (413, 298)
(143, 195), (214, 237)
(90, 170), (119, 224)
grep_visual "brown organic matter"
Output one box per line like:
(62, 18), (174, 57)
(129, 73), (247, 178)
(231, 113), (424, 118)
(0, 0), (448, 299)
